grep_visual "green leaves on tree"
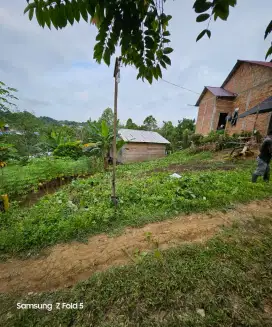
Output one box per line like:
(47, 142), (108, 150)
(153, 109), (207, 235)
(264, 20), (272, 39)
(23, 0), (272, 83)
(163, 47), (173, 55)
(162, 55), (171, 66)
(66, 2), (75, 25)
(35, 5), (45, 28)
(29, 8), (34, 21)
(193, 1), (213, 13)
(0, 81), (18, 112)
(24, 0), (173, 84)
(196, 13), (210, 22)
(265, 46), (272, 60)
(264, 20), (272, 59)
(196, 29), (206, 42)
(43, 8), (51, 29)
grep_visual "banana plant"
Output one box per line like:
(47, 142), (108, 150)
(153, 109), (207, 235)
(44, 129), (70, 150)
(86, 120), (125, 170)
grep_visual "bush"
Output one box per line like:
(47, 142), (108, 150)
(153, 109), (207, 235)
(182, 129), (190, 149)
(53, 142), (83, 160)
(190, 133), (203, 146)
(201, 131), (221, 144)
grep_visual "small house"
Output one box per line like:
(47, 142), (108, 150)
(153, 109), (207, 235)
(116, 129), (170, 164)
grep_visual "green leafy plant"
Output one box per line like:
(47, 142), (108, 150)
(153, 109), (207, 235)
(190, 133), (203, 147)
(0, 150), (270, 255)
(0, 156), (100, 199)
(0, 143), (17, 163)
(53, 141), (83, 160)
(86, 120), (125, 170)
(48, 129), (70, 149)
(23, 1), (272, 83)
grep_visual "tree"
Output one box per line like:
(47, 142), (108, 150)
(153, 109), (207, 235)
(143, 115), (158, 131)
(125, 118), (138, 130)
(24, 0), (272, 83)
(98, 108), (114, 127)
(176, 119), (195, 135)
(160, 120), (176, 150)
(0, 81), (18, 112)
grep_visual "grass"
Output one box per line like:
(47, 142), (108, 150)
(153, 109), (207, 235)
(1, 216), (271, 326)
(0, 156), (102, 199)
(116, 150), (213, 175)
(0, 150), (271, 256)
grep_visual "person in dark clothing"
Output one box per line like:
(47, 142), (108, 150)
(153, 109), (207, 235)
(252, 130), (272, 183)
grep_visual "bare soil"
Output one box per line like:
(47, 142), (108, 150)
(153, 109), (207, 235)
(0, 199), (271, 295)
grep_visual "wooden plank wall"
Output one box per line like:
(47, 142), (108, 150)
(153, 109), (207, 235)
(118, 142), (166, 163)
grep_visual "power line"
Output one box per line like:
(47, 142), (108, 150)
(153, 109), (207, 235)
(161, 79), (201, 95)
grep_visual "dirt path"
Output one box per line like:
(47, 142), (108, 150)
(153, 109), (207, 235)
(0, 199), (271, 295)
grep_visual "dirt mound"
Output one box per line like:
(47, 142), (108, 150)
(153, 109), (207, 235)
(0, 199), (271, 295)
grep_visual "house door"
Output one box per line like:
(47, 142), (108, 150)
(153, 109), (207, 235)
(217, 113), (228, 130)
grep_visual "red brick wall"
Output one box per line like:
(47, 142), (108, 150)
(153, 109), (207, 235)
(195, 91), (216, 135)
(196, 62), (272, 136)
(224, 62), (272, 136)
(212, 98), (233, 130)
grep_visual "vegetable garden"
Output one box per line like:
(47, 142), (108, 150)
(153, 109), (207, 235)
(0, 156), (102, 200)
(1, 150), (271, 257)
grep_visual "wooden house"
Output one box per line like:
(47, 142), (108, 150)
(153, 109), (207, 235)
(116, 129), (170, 164)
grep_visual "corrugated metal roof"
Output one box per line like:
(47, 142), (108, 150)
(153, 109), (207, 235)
(118, 129), (170, 144)
(195, 86), (236, 106)
(195, 60), (272, 106)
(206, 87), (236, 97)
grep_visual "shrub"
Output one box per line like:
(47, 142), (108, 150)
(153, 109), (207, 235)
(190, 133), (203, 146)
(201, 131), (221, 144)
(53, 142), (83, 160)
(182, 129), (190, 149)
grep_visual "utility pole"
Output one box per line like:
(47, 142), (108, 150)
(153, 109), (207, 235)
(112, 57), (121, 207)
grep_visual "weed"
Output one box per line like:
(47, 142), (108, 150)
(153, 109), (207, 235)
(1, 217), (271, 326)
(0, 151), (270, 256)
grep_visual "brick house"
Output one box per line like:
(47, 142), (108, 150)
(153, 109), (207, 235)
(195, 60), (272, 136)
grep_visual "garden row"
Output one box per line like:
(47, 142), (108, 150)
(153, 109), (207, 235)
(0, 156), (102, 199)
(1, 151), (271, 255)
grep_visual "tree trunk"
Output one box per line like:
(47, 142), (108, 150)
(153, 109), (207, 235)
(103, 156), (108, 171)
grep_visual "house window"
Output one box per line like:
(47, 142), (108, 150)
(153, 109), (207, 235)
(217, 113), (228, 130)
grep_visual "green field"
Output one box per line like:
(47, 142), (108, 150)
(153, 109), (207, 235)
(0, 156), (102, 199)
(1, 150), (271, 256)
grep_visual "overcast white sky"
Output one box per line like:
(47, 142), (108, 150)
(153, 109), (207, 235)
(0, 0), (271, 126)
